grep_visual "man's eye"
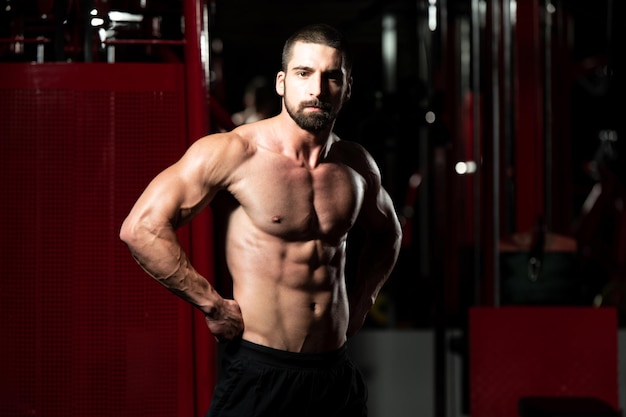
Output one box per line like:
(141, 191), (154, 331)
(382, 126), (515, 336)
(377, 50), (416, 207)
(326, 72), (343, 83)
(327, 76), (343, 85)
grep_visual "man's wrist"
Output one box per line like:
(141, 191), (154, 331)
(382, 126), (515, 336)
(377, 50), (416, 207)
(202, 297), (223, 319)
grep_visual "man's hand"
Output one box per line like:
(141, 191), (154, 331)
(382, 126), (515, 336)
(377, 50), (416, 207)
(205, 298), (244, 342)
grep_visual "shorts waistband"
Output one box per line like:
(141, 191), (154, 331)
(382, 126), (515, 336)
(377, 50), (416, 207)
(229, 339), (348, 369)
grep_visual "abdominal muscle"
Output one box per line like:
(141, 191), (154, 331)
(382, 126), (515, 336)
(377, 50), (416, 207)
(224, 209), (350, 353)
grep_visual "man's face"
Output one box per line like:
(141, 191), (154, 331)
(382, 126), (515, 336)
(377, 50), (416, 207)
(276, 41), (352, 132)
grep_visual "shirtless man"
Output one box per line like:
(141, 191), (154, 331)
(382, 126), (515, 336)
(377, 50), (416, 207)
(120, 24), (402, 417)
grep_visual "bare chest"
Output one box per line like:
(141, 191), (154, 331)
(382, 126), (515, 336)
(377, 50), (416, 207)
(230, 156), (364, 240)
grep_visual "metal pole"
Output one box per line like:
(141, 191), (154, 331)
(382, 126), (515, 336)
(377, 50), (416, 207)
(503, 0), (515, 235)
(54, 0), (67, 61)
(182, 1), (213, 416)
(491, 0), (502, 307)
(471, 0), (482, 307)
(83, 0), (94, 62)
(543, 0), (553, 229)
(184, 0), (209, 140)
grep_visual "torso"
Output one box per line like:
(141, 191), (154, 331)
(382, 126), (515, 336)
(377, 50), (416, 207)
(222, 125), (366, 352)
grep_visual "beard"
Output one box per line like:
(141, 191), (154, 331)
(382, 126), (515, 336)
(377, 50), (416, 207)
(284, 98), (338, 132)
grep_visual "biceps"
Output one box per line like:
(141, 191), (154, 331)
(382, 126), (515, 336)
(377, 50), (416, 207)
(360, 187), (397, 231)
(133, 168), (212, 227)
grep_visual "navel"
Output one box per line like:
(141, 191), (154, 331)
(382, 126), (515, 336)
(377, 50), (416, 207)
(271, 215), (282, 224)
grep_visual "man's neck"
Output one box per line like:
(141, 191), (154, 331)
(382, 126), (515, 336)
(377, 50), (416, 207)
(271, 112), (335, 168)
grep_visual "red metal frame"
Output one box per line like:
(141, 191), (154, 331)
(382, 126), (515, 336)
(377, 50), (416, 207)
(182, 1), (215, 415)
(470, 307), (619, 417)
(0, 1), (217, 416)
(0, 62), (195, 417)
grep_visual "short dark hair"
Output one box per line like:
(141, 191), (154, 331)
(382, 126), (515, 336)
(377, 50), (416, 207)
(281, 24), (353, 75)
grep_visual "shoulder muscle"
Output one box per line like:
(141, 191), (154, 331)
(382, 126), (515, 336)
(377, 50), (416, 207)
(179, 132), (255, 191)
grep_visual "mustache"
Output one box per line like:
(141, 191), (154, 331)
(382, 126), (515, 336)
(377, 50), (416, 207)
(299, 100), (332, 112)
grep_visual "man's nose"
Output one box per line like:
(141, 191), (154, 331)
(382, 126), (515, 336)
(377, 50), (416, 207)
(308, 73), (324, 97)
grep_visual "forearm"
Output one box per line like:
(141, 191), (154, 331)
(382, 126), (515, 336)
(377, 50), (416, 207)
(348, 229), (401, 335)
(121, 220), (223, 316)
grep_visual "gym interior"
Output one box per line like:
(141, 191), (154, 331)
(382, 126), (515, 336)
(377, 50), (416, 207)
(1, 1), (625, 416)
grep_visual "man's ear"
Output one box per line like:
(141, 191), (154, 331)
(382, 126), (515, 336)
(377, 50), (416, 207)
(345, 76), (353, 101)
(276, 71), (285, 96)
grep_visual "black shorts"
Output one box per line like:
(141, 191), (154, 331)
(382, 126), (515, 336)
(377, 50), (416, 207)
(206, 339), (368, 417)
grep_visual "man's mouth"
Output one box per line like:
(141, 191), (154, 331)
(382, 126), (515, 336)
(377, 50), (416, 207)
(301, 101), (329, 112)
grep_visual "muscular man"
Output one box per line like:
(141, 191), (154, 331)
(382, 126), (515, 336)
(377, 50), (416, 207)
(120, 24), (402, 417)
